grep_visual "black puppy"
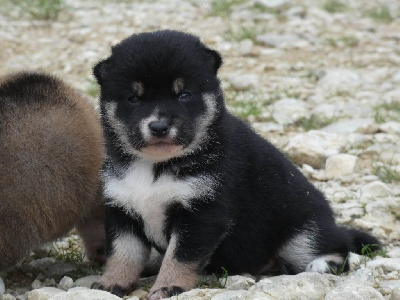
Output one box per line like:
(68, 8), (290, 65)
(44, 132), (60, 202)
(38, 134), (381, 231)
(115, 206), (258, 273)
(92, 30), (379, 299)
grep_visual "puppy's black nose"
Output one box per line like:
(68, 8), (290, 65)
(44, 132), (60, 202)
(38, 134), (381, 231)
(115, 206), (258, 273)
(149, 120), (170, 137)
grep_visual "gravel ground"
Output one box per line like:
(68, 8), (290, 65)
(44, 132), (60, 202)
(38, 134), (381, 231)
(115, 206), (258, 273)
(1, 0), (400, 299)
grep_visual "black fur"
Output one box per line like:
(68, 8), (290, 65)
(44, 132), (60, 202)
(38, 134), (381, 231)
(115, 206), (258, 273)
(93, 30), (380, 297)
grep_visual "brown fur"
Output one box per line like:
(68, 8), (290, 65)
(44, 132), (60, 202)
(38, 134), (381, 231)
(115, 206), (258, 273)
(0, 72), (105, 270)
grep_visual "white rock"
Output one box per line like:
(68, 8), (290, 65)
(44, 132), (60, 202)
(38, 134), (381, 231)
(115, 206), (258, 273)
(256, 34), (309, 49)
(2, 294), (17, 300)
(211, 290), (252, 300)
(48, 289), (121, 300)
(321, 119), (378, 134)
(227, 74), (258, 91)
(74, 275), (101, 288)
(27, 287), (65, 300)
(342, 268), (375, 287)
(367, 258), (400, 272)
(388, 249), (400, 258)
(31, 280), (42, 290)
(379, 281), (400, 295)
(252, 122), (284, 133)
(317, 69), (361, 95)
(325, 283), (384, 300)
(271, 98), (308, 125)
(360, 181), (394, 201)
(392, 287), (400, 300)
(393, 71), (400, 83)
(249, 273), (342, 300)
(284, 130), (347, 168)
(224, 275), (255, 291)
(169, 289), (223, 300)
(325, 154), (358, 178)
(0, 276), (5, 295)
(379, 122), (400, 135)
(57, 277), (73, 291)
(28, 258), (56, 269)
(238, 39), (254, 56)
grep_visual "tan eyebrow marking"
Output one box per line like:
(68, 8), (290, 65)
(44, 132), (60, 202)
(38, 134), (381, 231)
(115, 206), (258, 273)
(172, 78), (184, 94)
(132, 81), (144, 96)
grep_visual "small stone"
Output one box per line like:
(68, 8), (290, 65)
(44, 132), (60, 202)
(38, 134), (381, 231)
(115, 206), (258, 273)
(325, 283), (384, 300)
(256, 34), (309, 49)
(271, 98), (308, 125)
(28, 258), (56, 269)
(317, 69), (361, 95)
(379, 122), (400, 135)
(379, 281), (400, 295)
(211, 290), (252, 300)
(224, 275), (256, 290)
(321, 119), (378, 135)
(127, 289), (148, 299)
(360, 181), (394, 201)
(2, 294), (17, 300)
(169, 288), (222, 300)
(227, 74), (258, 91)
(392, 287), (400, 300)
(74, 275), (102, 288)
(57, 277), (73, 291)
(0, 276), (5, 295)
(367, 258), (400, 272)
(31, 280), (42, 290)
(250, 273), (342, 300)
(388, 249), (400, 258)
(325, 154), (358, 178)
(48, 289), (121, 300)
(27, 287), (65, 300)
(284, 130), (347, 168)
(238, 39), (255, 56)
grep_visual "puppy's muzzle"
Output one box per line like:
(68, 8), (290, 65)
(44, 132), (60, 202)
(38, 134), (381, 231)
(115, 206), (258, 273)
(149, 120), (170, 138)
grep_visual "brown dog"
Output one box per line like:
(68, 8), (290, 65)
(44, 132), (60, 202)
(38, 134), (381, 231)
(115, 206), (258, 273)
(0, 72), (105, 289)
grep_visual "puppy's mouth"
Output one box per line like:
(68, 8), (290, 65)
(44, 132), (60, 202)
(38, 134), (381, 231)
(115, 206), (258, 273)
(140, 137), (184, 161)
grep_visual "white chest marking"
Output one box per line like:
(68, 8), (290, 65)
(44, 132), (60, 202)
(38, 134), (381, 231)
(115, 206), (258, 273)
(105, 159), (215, 249)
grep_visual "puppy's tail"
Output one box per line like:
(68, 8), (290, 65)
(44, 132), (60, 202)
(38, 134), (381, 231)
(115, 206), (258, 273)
(347, 228), (381, 255)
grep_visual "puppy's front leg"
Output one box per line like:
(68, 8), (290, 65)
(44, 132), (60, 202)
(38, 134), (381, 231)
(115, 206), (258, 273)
(92, 231), (150, 297)
(147, 234), (200, 300)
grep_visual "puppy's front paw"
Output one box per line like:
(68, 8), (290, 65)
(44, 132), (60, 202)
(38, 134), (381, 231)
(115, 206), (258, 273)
(91, 281), (136, 297)
(147, 286), (184, 300)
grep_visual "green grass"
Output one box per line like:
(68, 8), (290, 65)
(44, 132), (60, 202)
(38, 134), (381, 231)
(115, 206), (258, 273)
(209, 0), (246, 17)
(361, 244), (386, 259)
(364, 3), (394, 23)
(51, 244), (85, 263)
(10, 0), (66, 20)
(373, 164), (400, 183)
(322, 0), (348, 13)
(373, 102), (400, 124)
(85, 79), (100, 98)
(224, 25), (258, 42)
(295, 114), (336, 131)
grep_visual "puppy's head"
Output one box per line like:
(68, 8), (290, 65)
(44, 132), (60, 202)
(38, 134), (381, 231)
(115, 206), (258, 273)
(94, 30), (223, 162)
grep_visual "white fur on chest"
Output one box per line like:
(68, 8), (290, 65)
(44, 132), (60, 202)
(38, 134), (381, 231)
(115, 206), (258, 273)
(104, 159), (215, 249)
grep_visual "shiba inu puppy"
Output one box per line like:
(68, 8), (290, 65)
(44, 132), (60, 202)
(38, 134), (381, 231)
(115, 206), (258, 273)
(0, 72), (105, 294)
(92, 30), (380, 299)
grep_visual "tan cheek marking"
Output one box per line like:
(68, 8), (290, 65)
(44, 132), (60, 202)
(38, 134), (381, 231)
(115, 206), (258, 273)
(172, 78), (184, 94)
(150, 235), (199, 293)
(132, 81), (144, 97)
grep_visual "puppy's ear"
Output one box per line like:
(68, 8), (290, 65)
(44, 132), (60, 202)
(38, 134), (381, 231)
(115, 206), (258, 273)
(204, 48), (222, 74)
(93, 58), (111, 84)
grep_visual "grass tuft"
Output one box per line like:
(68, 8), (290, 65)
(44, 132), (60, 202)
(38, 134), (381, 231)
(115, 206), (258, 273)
(209, 0), (246, 17)
(10, 0), (66, 20)
(361, 244), (387, 259)
(364, 3), (394, 23)
(373, 164), (400, 183)
(295, 114), (336, 131)
(323, 0), (348, 13)
(51, 244), (85, 263)
(224, 25), (258, 42)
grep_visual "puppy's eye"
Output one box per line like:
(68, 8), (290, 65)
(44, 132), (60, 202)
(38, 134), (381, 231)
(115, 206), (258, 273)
(178, 92), (192, 102)
(127, 95), (140, 104)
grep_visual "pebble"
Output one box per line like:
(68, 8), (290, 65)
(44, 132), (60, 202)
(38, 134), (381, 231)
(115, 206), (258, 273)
(57, 277), (73, 291)
(324, 154), (358, 178)
(27, 287), (64, 300)
(271, 98), (309, 125)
